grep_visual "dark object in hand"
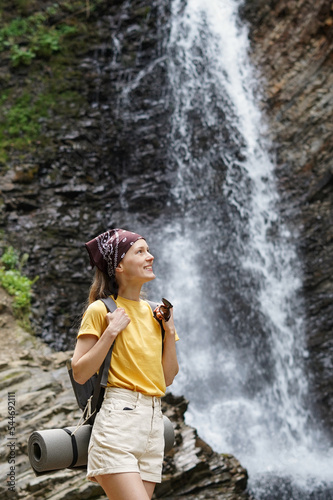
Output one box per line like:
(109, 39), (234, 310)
(154, 298), (173, 322)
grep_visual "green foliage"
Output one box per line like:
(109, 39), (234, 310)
(0, 91), (46, 156)
(0, 0), (101, 160)
(0, 7), (77, 66)
(1, 246), (20, 269)
(0, 246), (38, 323)
(0, 88), (84, 158)
(5, 92), (42, 137)
(10, 44), (36, 66)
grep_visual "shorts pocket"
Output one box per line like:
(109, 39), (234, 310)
(107, 398), (138, 413)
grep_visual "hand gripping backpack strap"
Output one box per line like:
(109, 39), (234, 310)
(90, 297), (117, 416)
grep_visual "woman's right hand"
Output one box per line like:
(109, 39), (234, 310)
(72, 308), (130, 385)
(105, 307), (131, 338)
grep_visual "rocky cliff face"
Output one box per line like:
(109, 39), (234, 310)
(0, 0), (174, 349)
(0, 0), (332, 449)
(240, 0), (333, 436)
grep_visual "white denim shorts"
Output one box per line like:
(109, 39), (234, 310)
(87, 387), (164, 483)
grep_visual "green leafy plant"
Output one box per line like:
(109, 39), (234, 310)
(0, 88), (85, 160)
(0, 8), (77, 66)
(0, 246), (38, 325)
(10, 44), (36, 66)
(5, 92), (42, 137)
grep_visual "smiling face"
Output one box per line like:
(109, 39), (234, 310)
(115, 239), (155, 286)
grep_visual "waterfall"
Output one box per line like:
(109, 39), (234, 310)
(150, 0), (333, 498)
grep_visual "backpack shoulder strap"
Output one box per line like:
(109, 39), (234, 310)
(93, 297), (117, 404)
(98, 297), (117, 387)
(100, 296), (117, 313)
(146, 300), (165, 343)
(90, 296), (118, 414)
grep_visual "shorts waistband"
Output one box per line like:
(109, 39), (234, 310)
(105, 387), (161, 407)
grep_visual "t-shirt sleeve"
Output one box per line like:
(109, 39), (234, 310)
(77, 300), (108, 340)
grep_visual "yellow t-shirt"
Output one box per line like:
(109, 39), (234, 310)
(77, 296), (173, 397)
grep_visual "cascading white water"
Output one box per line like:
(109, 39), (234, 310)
(151, 0), (333, 498)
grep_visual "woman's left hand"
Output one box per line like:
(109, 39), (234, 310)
(161, 306), (176, 335)
(154, 298), (173, 323)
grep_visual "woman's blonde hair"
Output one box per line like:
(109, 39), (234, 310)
(87, 268), (119, 305)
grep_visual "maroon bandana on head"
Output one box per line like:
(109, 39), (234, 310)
(85, 229), (144, 277)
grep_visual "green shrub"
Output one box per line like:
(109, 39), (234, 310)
(10, 44), (36, 66)
(0, 8), (77, 66)
(0, 88), (85, 159)
(0, 246), (38, 324)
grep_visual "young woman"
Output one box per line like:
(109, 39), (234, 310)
(72, 228), (179, 500)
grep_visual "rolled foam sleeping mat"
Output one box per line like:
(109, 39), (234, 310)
(28, 417), (174, 476)
(163, 415), (175, 453)
(28, 425), (92, 475)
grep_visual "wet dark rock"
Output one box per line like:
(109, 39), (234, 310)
(1, 0), (175, 352)
(241, 0), (333, 437)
